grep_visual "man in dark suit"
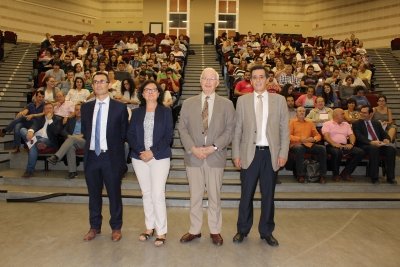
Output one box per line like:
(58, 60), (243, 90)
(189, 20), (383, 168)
(20, 103), (62, 178)
(81, 72), (129, 242)
(232, 65), (290, 246)
(352, 105), (397, 184)
(46, 103), (85, 179)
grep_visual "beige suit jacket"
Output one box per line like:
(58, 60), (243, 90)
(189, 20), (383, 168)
(178, 93), (236, 168)
(232, 92), (290, 171)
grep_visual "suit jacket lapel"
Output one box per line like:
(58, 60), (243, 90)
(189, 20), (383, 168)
(86, 101), (96, 143)
(208, 94), (220, 130)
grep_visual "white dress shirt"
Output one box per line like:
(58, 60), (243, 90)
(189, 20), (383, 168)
(254, 91), (269, 146)
(90, 96), (110, 151)
(34, 117), (53, 139)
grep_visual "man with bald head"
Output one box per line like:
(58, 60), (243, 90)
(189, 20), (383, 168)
(322, 108), (365, 182)
(178, 67), (236, 246)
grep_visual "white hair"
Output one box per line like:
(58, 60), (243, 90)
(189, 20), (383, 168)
(200, 67), (219, 82)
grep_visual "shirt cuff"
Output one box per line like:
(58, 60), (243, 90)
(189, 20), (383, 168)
(28, 129), (34, 133)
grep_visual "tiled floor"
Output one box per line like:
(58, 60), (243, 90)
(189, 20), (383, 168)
(0, 202), (399, 267)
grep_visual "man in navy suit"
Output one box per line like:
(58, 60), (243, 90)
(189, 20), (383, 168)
(20, 102), (62, 178)
(352, 105), (397, 184)
(81, 72), (128, 242)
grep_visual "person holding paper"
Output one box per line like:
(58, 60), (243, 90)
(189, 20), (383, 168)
(20, 103), (62, 178)
(372, 95), (396, 142)
(306, 96), (333, 129)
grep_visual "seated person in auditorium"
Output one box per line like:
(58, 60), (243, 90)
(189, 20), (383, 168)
(227, 48), (242, 71)
(336, 52), (349, 66)
(350, 86), (370, 110)
(93, 40), (104, 55)
(344, 98), (360, 124)
(338, 62), (351, 80)
(157, 62), (178, 81)
(278, 65), (300, 89)
(357, 63), (372, 90)
(321, 64), (333, 80)
(61, 55), (74, 75)
(0, 91), (45, 153)
(69, 51), (83, 67)
(144, 34), (157, 49)
(171, 45), (185, 61)
(160, 34), (174, 46)
(322, 108), (365, 182)
(243, 48), (256, 64)
(134, 70), (148, 88)
(249, 36), (260, 51)
(43, 63), (65, 86)
(339, 75), (355, 106)
(125, 37), (138, 53)
(20, 103), (62, 178)
(289, 106), (327, 184)
(40, 33), (54, 48)
(306, 96), (333, 128)
(144, 58), (159, 80)
(280, 40), (294, 54)
(351, 53), (362, 68)
(286, 95), (297, 120)
(295, 86), (317, 108)
(248, 56), (265, 69)
(300, 66), (319, 92)
(50, 91), (76, 125)
(265, 51), (276, 69)
(372, 95), (397, 142)
(36, 77), (60, 103)
(325, 66), (341, 91)
(221, 39), (233, 54)
(47, 50), (63, 67)
(65, 77), (90, 104)
(234, 71), (253, 96)
(58, 70), (75, 96)
(97, 61), (108, 75)
(343, 67), (366, 89)
(158, 68), (179, 94)
(46, 103), (85, 179)
(129, 53), (142, 69)
(266, 71), (281, 93)
(304, 55), (322, 76)
(321, 83), (338, 108)
(282, 48), (294, 64)
(352, 106), (397, 184)
(76, 34), (87, 47)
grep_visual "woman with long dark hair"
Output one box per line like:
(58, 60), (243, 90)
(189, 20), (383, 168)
(321, 83), (338, 108)
(127, 80), (173, 247)
(121, 78), (140, 110)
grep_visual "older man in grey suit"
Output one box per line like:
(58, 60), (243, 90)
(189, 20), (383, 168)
(232, 65), (290, 246)
(178, 68), (236, 246)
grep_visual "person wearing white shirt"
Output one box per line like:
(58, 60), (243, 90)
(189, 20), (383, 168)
(66, 77), (91, 104)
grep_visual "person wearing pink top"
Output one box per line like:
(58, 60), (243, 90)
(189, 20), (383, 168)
(295, 86), (317, 108)
(53, 91), (75, 125)
(321, 108), (365, 182)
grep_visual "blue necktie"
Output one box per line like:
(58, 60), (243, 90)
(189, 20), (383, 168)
(95, 102), (104, 156)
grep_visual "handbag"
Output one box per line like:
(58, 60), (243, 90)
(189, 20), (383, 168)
(303, 158), (320, 183)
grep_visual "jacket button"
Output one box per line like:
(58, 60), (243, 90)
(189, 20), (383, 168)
(253, 142), (256, 144)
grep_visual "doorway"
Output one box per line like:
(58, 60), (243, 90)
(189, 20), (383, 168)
(204, 23), (215, 45)
(149, 23), (163, 34)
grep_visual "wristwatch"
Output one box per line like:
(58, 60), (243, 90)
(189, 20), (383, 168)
(213, 144), (218, 151)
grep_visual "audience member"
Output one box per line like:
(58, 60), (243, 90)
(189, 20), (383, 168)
(372, 95), (396, 142)
(352, 106), (397, 184)
(306, 96), (333, 128)
(278, 65), (300, 89)
(304, 55), (322, 76)
(286, 95), (296, 120)
(66, 77), (90, 104)
(289, 106), (326, 184)
(37, 77), (61, 103)
(121, 78), (140, 110)
(350, 86), (370, 110)
(321, 83), (338, 108)
(322, 108), (365, 182)
(234, 70), (253, 96)
(43, 63), (65, 86)
(344, 98), (360, 124)
(300, 66), (319, 92)
(295, 86), (317, 108)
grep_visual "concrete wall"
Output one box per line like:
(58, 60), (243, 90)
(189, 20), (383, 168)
(239, 0), (263, 36)
(0, 0), (99, 43)
(189, 0), (216, 44)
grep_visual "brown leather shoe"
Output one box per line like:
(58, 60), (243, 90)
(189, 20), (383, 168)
(333, 176), (340, 182)
(297, 176), (306, 183)
(83, 229), (101, 241)
(180, 232), (201, 243)
(340, 170), (355, 182)
(11, 146), (20, 153)
(210, 234), (223, 246)
(0, 130), (5, 137)
(111, 229), (122, 242)
(319, 176), (326, 184)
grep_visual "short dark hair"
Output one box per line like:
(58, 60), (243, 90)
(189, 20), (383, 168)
(346, 97), (356, 105)
(286, 95), (294, 101)
(44, 102), (53, 108)
(139, 71), (147, 77)
(137, 80), (164, 106)
(361, 105), (373, 114)
(345, 75), (354, 83)
(93, 71), (109, 82)
(307, 65), (314, 70)
(307, 86), (315, 94)
(354, 86), (365, 94)
(249, 65), (268, 77)
(377, 94), (387, 102)
(165, 67), (174, 74)
(35, 90), (45, 96)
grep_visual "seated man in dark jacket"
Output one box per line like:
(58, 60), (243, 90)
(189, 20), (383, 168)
(20, 103), (62, 178)
(47, 103), (85, 179)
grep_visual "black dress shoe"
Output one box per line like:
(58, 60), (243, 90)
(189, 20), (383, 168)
(276, 178), (282, 184)
(47, 155), (58, 165)
(65, 172), (77, 179)
(371, 178), (379, 184)
(233, 231), (247, 244)
(260, 235), (279, 247)
(387, 179), (397, 185)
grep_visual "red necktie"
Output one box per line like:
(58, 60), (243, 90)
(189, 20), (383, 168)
(366, 121), (377, 141)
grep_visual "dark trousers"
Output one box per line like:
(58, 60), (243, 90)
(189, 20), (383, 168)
(360, 145), (396, 180)
(85, 151), (123, 230)
(326, 145), (365, 175)
(237, 147), (277, 236)
(290, 144), (327, 176)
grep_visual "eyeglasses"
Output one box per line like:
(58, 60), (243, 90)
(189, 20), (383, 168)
(144, 88), (157, 93)
(93, 80), (109, 85)
(377, 100), (385, 102)
(201, 77), (217, 82)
